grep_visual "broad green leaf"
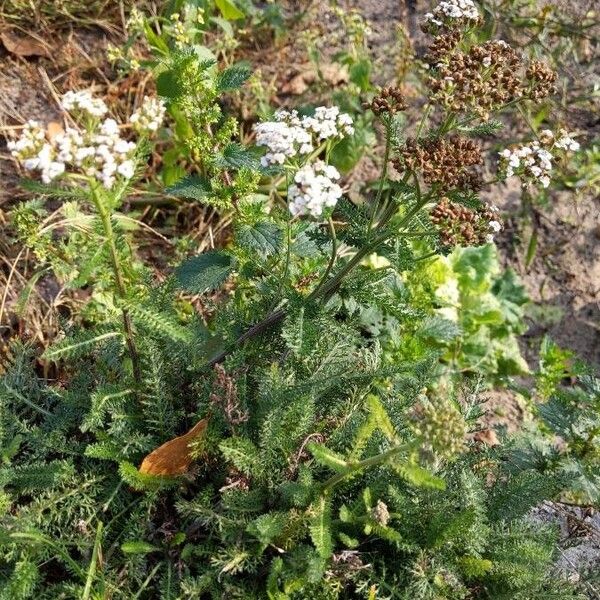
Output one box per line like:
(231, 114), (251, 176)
(417, 317), (462, 343)
(349, 58), (371, 91)
(246, 512), (286, 545)
(237, 220), (283, 258)
(156, 70), (183, 99)
(175, 251), (235, 294)
(217, 143), (263, 171)
(215, 0), (245, 20)
(166, 175), (212, 201)
(217, 64), (252, 92)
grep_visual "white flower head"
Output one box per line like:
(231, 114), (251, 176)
(423, 0), (480, 28)
(129, 96), (166, 135)
(287, 160), (342, 218)
(61, 90), (108, 118)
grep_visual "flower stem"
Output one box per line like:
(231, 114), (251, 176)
(320, 442), (411, 494)
(91, 184), (142, 386)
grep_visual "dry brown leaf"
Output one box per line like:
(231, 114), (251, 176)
(473, 429), (499, 446)
(139, 418), (209, 476)
(46, 121), (64, 141)
(1, 30), (51, 58)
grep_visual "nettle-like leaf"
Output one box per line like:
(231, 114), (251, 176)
(175, 251), (235, 294)
(417, 317), (462, 344)
(166, 175), (212, 201)
(216, 143), (266, 172)
(217, 64), (252, 92)
(236, 220), (283, 259)
(246, 512), (287, 546)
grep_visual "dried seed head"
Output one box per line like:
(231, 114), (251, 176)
(363, 86), (408, 116)
(431, 197), (502, 247)
(426, 39), (525, 118)
(372, 500), (390, 526)
(394, 136), (483, 192)
(525, 60), (557, 101)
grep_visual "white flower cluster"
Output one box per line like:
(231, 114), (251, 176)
(7, 120), (65, 183)
(287, 160), (342, 218)
(254, 106), (354, 167)
(499, 129), (580, 189)
(301, 106), (355, 141)
(424, 0), (480, 26)
(486, 206), (502, 243)
(61, 90), (108, 118)
(549, 129), (581, 152)
(130, 96), (167, 134)
(8, 91), (165, 188)
(254, 110), (313, 167)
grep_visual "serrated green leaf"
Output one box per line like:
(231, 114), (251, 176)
(219, 437), (260, 476)
(417, 317), (462, 343)
(175, 251), (235, 294)
(217, 143), (263, 171)
(309, 496), (333, 559)
(237, 220), (282, 258)
(217, 64), (252, 92)
(308, 443), (348, 472)
(246, 512), (286, 545)
(166, 175), (212, 201)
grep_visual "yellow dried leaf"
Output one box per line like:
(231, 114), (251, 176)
(139, 418), (209, 476)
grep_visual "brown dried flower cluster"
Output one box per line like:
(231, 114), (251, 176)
(427, 40), (524, 117)
(395, 136), (482, 191)
(430, 197), (501, 247)
(526, 60), (557, 101)
(363, 86), (407, 116)
(210, 364), (248, 429)
(424, 30), (461, 64)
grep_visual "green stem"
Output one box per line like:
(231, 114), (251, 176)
(82, 521), (103, 600)
(321, 443), (410, 494)
(368, 121), (393, 230)
(90, 184), (142, 386)
(415, 103), (432, 139)
(306, 217), (338, 301)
